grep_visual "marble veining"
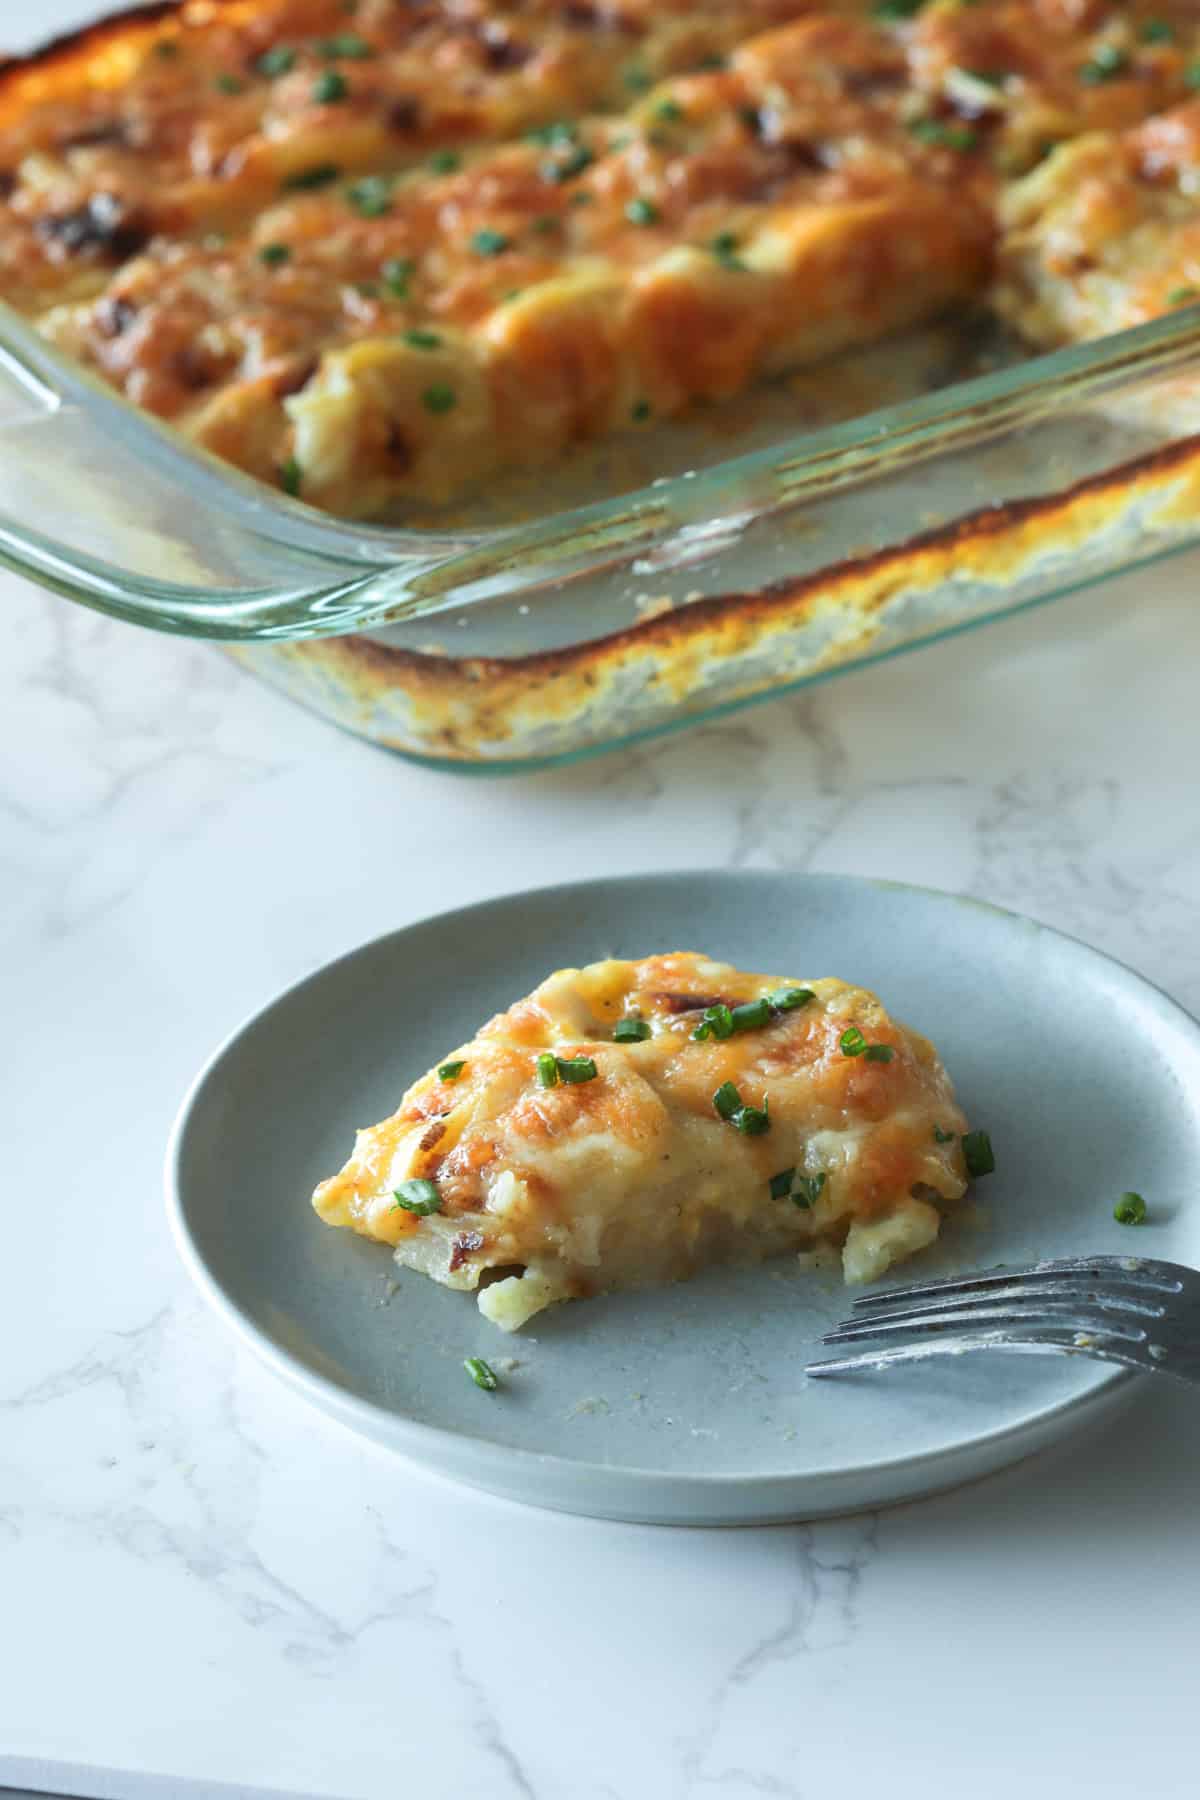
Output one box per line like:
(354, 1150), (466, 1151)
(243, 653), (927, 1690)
(6, 436), (1200, 1794)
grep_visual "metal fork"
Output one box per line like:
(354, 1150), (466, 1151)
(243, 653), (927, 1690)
(806, 1255), (1200, 1385)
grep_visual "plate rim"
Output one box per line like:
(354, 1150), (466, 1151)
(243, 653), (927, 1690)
(164, 867), (1198, 1498)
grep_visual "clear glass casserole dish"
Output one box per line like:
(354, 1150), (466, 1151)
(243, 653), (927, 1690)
(3, 295), (1200, 771)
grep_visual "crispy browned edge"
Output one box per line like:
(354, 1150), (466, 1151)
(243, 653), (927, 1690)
(243, 427), (1200, 757)
(0, 2), (251, 118)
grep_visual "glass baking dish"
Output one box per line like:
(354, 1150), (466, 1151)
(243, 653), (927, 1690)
(3, 294), (1200, 771)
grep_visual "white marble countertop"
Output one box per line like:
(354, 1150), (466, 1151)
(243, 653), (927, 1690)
(8, 549), (1200, 1800)
(5, 6), (1200, 1792)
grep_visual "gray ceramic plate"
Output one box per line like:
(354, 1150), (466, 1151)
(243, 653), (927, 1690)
(166, 872), (1200, 1525)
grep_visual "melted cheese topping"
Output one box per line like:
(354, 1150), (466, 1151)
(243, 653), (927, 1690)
(7, 0), (1200, 513)
(312, 952), (971, 1329)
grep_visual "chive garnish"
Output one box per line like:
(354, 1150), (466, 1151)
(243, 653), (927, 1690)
(541, 145), (594, 183)
(709, 231), (746, 269)
(623, 66), (652, 91)
(655, 99), (684, 122)
(258, 242), (291, 265)
(429, 149), (461, 173)
(423, 384), (457, 413)
(631, 400), (652, 422)
(557, 1055), (598, 1083)
(625, 197), (660, 226)
(771, 987), (814, 1011)
(215, 73), (244, 94)
(735, 1100), (770, 1136)
(279, 455), (302, 495)
(1139, 20), (1173, 42)
(713, 1080), (742, 1119)
(1168, 285), (1198, 306)
(471, 228), (511, 256)
(792, 1172), (827, 1208)
(438, 1060), (465, 1081)
(613, 1017), (651, 1041)
(962, 1130), (996, 1178)
(391, 1178), (442, 1214)
(283, 163), (342, 189)
(312, 69), (349, 103)
(1187, 62), (1200, 90)
(383, 256), (415, 296)
(693, 1003), (734, 1041)
(933, 1124), (955, 1144)
(839, 1026), (868, 1057)
(537, 1051), (559, 1088)
(1114, 1191), (1147, 1226)
(713, 1082), (769, 1134)
(695, 53), (726, 71)
(319, 32), (374, 58)
(526, 120), (577, 145)
(405, 328), (442, 349)
(770, 1168), (825, 1207)
(347, 175), (393, 216)
(864, 1044), (895, 1063)
(729, 998), (772, 1033)
(909, 119), (977, 150)
(1079, 44), (1128, 84)
(465, 1357), (499, 1390)
(257, 46), (297, 78)
(873, 0), (926, 15)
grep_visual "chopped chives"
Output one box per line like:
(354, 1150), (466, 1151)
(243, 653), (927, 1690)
(623, 66), (652, 91)
(257, 46), (297, 77)
(873, 0), (927, 16)
(438, 1060), (465, 1081)
(695, 53), (726, 71)
(1079, 44), (1128, 84)
(1168, 285), (1198, 306)
(713, 1080), (742, 1120)
(258, 242), (291, 265)
(1139, 21), (1173, 43)
(631, 399), (652, 422)
(526, 120), (578, 145)
(464, 1356), (499, 1390)
(655, 99), (684, 122)
(279, 455), (302, 496)
(693, 1003), (734, 1041)
(422, 384), (457, 413)
(909, 118), (977, 150)
(729, 998), (772, 1033)
(537, 1051), (559, 1088)
(771, 987), (815, 1011)
(962, 1129), (996, 1178)
(391, 1178), (442, 1214)
(283, 163), (342, 189)
(735, 1099), (770, 1136)
(557, 1055), (598, 1083)
(471, 228), (511, 256)
(347, 176), (393, 216)
(542, 145), (595, 183)
(428, 149), (461, 173)
(214, 73), (244, 94)
(864, 1044), (895, 1063)
(1187, 62), (1200, 90)
(404, 328), (443, 349)
(383, 256), (415, 296)
(839, 1026), (868, 1057)
(792, 1172), (826, 1209)
(769, 1167), (796, 1200)
(319, 32), (375, 58)
(933, 1124), (955, 1144)
(613, 1016), (651, 1042)
(625, 197), (660, 226)
(312, 69), (349, 103)
(1114, 1191), (1147, 1226)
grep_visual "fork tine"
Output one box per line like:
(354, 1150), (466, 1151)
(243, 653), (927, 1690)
(850, 1255), (1184, 1311)
(807, 1325), (1154, 1379)
(836, 1283), (1168, 1332)
(821, 1304), (1148, 1348)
